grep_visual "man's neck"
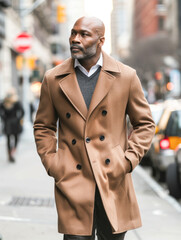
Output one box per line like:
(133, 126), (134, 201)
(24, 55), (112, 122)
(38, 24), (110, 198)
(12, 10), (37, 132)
(78, 54), (101, 72)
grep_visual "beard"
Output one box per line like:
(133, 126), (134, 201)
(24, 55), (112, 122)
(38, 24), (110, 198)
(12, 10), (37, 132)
(70, 43), (97, 60)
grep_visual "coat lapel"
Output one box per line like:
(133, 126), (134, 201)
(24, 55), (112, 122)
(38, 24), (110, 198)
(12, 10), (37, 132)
(55, 58), (87, 120)
(87, 70), (115, 119)
(59, 73), (87, 120)
(55, 52), (121, 121)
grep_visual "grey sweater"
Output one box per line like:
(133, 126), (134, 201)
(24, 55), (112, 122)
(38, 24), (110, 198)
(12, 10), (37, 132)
(75, 67), (101, 109)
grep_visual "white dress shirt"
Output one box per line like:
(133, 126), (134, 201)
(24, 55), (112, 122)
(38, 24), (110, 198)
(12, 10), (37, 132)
(74, 53), (103, 77)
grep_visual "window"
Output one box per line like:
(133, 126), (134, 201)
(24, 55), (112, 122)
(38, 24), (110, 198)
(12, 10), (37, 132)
(158, 0), (163, 4)
(166, 111), (181, 137)
(158, 17), (164, 31)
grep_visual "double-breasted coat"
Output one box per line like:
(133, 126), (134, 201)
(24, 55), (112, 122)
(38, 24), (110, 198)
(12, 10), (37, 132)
(34, 51), (155, 235)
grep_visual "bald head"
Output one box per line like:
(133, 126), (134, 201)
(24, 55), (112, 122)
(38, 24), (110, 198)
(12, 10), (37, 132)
(74, 16), (105, 38)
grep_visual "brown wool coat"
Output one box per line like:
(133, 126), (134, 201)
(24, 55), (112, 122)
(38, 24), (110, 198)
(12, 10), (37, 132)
(34, 51), (155, 235)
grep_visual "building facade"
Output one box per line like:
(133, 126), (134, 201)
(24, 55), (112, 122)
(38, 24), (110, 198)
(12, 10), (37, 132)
(133, 0), (178, 43)
(132, 0), (181, 101)
(111, 0), (134, 60)
(0, 0), (53, 100)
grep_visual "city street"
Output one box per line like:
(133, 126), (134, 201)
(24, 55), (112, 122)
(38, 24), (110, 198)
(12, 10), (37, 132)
(0, 126), (181, 240)
(0, 1), (181, 239)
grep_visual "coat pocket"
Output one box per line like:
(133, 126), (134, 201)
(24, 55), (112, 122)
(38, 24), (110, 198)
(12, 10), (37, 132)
(48, 148), (64, 183)
(104, 145), (126, 182)
(112, 145), (130, 174)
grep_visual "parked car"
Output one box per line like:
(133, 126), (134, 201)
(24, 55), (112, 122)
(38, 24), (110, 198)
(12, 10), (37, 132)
(150, 101), (181, 181)
(141, 102), (164, 166)
(166, 144), (181, 199)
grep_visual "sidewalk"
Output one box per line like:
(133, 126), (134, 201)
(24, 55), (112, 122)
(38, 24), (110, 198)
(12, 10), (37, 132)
(0, 128), (181, 240)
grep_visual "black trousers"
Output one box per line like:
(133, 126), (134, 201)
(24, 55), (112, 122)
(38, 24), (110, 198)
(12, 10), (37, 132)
(64, 187), (126, 240)
(7, 134), (18, 152)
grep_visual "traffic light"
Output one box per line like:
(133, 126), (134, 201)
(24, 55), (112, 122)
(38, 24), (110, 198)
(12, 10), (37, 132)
(16, 56), (37, 70)
(155, 71), (163, 81)
(27, 56), (36, 70)
(16, 55), (23, 70)
(57, 5), (66, 23)
(166, 82), (174, 91)
(164, 72), (174, 91)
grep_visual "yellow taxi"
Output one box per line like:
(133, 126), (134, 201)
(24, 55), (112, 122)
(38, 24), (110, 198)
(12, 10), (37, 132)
(150, 100), (181, 181)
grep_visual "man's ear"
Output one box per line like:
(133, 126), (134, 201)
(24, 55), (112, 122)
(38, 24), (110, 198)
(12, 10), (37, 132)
(99, 36), (105, 47)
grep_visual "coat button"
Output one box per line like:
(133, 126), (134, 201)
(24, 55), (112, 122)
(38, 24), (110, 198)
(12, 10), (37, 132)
(66, 112), (71, 118)
(105, 159), (111, 165)
(72, 139), (76, 145)
(76, 164), (82, 170)
(86, 137), (91, 143)
(100, 135), (105, 141)
(102, 110), (107, 116)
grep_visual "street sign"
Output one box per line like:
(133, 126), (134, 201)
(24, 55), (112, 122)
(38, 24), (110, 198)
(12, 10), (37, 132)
(14, 32), (32, 53)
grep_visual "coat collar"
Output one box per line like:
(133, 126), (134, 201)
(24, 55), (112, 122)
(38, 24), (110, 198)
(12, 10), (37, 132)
(55, 51), (121, 77)
(57, 51), (121, 120)
(54, 57), (74, 76)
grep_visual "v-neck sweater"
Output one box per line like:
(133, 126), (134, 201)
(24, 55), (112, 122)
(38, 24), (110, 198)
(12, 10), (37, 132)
(75, 66), (101, 109)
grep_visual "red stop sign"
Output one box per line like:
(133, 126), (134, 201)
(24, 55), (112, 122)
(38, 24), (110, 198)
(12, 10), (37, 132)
(14, 32), (32, 53)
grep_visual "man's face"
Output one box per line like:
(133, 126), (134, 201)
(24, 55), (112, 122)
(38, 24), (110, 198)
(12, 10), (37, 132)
(69, 19), (101, 60)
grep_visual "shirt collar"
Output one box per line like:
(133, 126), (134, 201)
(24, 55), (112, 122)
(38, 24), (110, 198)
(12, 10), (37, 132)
(74, 53), (103, 70)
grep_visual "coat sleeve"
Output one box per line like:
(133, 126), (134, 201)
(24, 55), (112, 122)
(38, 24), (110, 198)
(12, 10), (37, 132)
(125, 71), (155, 172)
(33, 73), (58, 176)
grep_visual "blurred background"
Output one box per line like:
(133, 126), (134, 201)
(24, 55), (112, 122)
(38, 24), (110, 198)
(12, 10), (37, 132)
(0, 0), (181, 110)
(0, 0), (181, 239)
(0, 0), (181, 103)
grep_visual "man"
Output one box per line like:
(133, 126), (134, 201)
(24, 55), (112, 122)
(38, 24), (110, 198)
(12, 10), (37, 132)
(34, 17), (155, 240)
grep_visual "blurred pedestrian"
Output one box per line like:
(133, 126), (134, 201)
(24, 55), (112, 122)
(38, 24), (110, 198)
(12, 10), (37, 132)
(34, 17), (155, 239)
(30, 102), (35, 123)
(0, 88), (24, 162)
